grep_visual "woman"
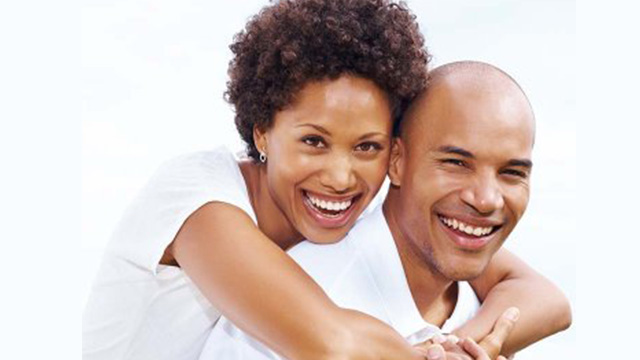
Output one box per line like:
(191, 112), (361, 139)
(82, 1), (570, 359)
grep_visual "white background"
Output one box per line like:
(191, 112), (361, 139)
(80, 0), (575, 358)
(11, 0), (640, 359)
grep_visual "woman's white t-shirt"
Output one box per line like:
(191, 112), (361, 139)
(83, 148), (256, 360)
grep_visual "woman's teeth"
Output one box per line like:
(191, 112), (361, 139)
(439, 216), (494, 237)
(307, 194), (353, 212)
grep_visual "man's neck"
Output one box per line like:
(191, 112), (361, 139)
(382, 194), (458, 327)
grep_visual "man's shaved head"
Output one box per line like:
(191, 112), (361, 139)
(399, 61), (535, 142)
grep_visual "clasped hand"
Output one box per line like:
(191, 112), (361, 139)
(413, 307), (519, 360)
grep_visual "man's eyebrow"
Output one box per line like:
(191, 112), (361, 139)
(506, 159), (533, 169)
(295, 123), (331, 136)
(437, 145), (474, 158)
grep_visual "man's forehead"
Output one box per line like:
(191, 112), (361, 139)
(402, 62), (535, 149)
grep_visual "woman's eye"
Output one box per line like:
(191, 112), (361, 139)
(302, 136), (326, 148)
(355, 142), (382, 152)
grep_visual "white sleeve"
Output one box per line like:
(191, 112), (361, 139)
(198, 316), (283, 360)
(105, 148), (256, 274)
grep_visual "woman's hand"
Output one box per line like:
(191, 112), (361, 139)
(418, 337), (503, 360)
(475, 307), (519, 358)
(417, 337), (510, 360)
(415, 307), (519, 360)
(461, 249), (571, 355)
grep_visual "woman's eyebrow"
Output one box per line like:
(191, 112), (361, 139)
(296, 124), (388, 140)
(295, 123), (331, 135)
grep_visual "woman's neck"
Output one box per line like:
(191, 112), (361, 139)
(239, 160), (304, 250)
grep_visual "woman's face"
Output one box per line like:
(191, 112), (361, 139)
(255, 75), (393, 244)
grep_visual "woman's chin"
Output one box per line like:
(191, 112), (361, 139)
(303, 229), (347, 244)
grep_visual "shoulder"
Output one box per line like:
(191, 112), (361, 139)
(287, 238), (358, 291)
(141, 147), (252, 213)
(151, 147), (241, 185)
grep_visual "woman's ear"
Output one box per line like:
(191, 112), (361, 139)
(253, 125), (268, 156)
(388, 137), (405, 187)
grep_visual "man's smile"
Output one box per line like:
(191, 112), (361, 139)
(437, 214), (502, 238)
(436, 213), (504, 251)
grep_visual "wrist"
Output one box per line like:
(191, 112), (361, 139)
(287, 309), (355, 360)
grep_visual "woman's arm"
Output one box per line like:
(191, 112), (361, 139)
(455, 248), (572, 357)
(171, 202), (424, 360)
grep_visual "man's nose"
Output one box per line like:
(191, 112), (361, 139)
(319, 154), (357, 193)
(460, 172), (505, 215)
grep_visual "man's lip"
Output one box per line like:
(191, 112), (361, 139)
(436, 212), (503, 228)
(436, 212), (503, 251)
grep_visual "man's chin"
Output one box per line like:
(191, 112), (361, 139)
(441, 262), (488, 282)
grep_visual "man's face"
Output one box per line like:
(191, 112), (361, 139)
(389, 79), (534, 280)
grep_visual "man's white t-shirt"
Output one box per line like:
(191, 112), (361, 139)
(83, 148), (257, 360)
(199, 205), (481, 359)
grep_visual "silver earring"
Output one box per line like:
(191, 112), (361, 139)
(259, 151), (267, 163)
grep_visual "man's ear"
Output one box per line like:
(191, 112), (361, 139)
(253, 125), (268, 156)
(388, 137), (405, 187)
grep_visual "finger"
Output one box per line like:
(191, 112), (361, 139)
(446, 334), (461, 345)
(414, 338), (435, 349)
(479, 307), (519, 355)
(439, 334), (461, 352)
(461, 338), (491, 360)
(433, 334), (448, 344)
(424, 343), (446, 360)
(497, 356), (508, 360)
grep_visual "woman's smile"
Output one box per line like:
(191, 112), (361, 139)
(301, 190), (361, 228)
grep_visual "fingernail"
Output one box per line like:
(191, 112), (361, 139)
(505, 307), (520, 321)
(432, 334), (447, 344)
(427, 346), (444, 360)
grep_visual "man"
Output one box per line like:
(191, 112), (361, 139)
(199, 61), (539, 360)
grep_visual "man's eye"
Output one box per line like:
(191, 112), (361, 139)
(442, 159), (466, 167)
(501, 169), (528, 179)
(302, 136), (326, 148)
(355, 142), (382, 152)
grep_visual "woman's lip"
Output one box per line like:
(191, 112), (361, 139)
(437, 215), (499, 251)
(302, 192), (360, 229)
(303, 189), (359, 202)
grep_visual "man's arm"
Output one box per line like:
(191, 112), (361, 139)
(455, 248), (571, 356)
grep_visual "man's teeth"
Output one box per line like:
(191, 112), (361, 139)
(439, 216), (494, 237)
(307, 194), (352, 212)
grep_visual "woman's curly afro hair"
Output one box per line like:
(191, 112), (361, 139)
(226, 0), (430, 161)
